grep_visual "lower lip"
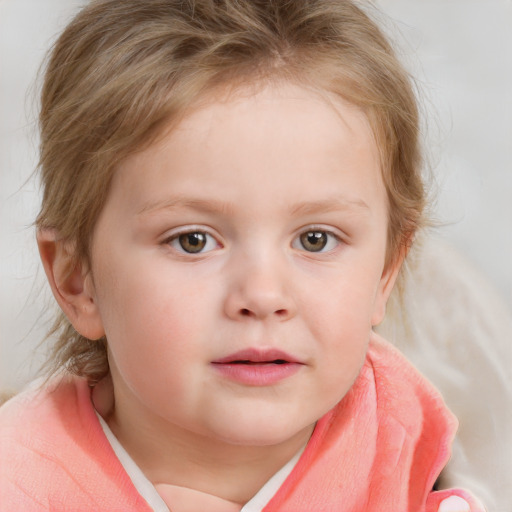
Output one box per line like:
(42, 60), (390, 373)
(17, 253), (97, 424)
(211, 362), (303, 386)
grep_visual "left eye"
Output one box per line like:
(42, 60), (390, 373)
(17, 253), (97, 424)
(292, 230), (339, 253)
(167, 231), (218, 254)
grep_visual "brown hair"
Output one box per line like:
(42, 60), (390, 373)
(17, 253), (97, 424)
(37, 0), (425, 383)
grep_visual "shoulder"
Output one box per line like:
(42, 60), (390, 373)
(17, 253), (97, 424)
(364, 334), (486, 511)
(0, 375), (87, 453)
(0, 377), (93, 509)
(366, 333), (458, 487)
(0, 375), (94, 447)
(366, 332), (457, 430)
(0, 375), (149, 511)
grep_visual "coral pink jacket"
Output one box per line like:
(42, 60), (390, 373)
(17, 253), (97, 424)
(0, 335), (484, 511)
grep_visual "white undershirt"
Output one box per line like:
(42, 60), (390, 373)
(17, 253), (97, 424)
(96, 413), (304, 512)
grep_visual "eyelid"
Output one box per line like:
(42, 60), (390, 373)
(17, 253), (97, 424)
(295, 224), (346, 240)
(161, 224), (219, 239)
(292, 225), (344, 253)
(162, 226), (223, 254)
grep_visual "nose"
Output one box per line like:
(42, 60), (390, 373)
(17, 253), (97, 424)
(223, 257), (297, 322)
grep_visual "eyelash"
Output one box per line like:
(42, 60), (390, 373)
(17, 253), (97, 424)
(163, 229), (220, 254)
(162, 227), (342, 255)
(291, 228), (341, 253)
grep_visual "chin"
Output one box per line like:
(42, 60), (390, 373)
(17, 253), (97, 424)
(204, 410), (316, 448)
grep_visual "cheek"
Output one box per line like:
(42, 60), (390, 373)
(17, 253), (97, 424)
(98, 273), (203, 413)
(96, 258), (222, 370)
(307, 267), (380, 333)
(301, 266), (379, 395)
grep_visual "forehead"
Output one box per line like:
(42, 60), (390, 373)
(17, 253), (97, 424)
(108, 81), (385, 217)
(172, 81), (377, 158)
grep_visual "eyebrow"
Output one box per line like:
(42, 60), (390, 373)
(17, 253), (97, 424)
(137, 195), (369, 217)
(290, 197), (370, 216)
(137, 197), (235, 217)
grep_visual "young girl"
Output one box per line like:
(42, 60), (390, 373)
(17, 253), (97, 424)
(0, 1), (486, 510)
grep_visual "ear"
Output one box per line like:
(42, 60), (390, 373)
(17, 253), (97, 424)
(371, 246), (407, 326)
(37, 229), (105, 340)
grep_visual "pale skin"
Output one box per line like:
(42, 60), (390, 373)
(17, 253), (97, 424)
(38, 81), (470, 512)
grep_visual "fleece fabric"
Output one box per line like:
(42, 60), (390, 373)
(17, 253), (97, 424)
(0, 334), (485, 511)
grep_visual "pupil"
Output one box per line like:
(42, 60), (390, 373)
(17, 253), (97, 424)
(179, 232), (206, 253)
(301, 231), (327, 252)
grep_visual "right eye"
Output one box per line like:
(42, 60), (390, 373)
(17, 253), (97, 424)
(166, 231), (218, 254)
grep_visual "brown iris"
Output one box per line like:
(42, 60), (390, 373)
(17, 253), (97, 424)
(300, 231), (328, 252)
(178, 232), (207, 253)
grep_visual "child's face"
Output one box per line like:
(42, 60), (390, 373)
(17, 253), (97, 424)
(87, 81), (400, 447)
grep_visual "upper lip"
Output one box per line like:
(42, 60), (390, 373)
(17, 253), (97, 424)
(212, 348), (302, 364)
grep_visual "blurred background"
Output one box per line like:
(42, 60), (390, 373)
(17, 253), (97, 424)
(1, 0), (511, 390)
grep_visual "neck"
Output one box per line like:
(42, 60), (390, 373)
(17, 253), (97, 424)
(101, 377), (313, 505)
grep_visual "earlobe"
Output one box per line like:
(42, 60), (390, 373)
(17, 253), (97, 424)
(37, 229), (105, 340)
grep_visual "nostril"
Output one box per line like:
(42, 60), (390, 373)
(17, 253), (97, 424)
(236, 307), (289, 319)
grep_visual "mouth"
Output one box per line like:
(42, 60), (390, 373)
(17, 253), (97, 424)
(226, 359), (288, 365)
(212, 348), (301, 366)
(211, 348), (304, 386)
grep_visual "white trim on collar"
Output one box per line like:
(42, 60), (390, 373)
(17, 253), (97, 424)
(96, 411), (306, 512)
